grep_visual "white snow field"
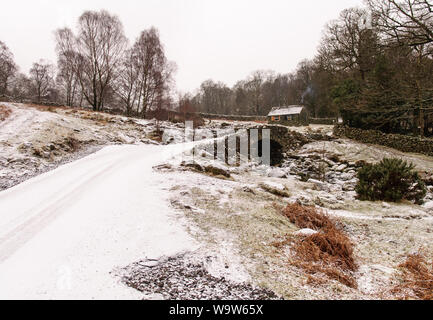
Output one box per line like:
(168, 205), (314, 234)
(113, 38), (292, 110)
(0, 143), (199, 299)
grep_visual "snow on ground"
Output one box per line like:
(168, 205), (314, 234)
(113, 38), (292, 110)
(1, 102), (433, 300)
(157, 133), (433, 299)
(0, 103), (177, 190)
(301, 138), (433, 172)
(0, 105), (256, 299)
(0, 143), (205, 299)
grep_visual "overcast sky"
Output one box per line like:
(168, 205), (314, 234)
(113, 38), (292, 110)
(0, 0), (364, 93)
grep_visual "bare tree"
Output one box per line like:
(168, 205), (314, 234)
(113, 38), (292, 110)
(245, 71), (271, 115)
(367, 0), (433, 49)
(55, 28), (79, 106)
(132, 27), (174, 118)
(0, 41), (17, 95)
(54, 11), (127, 111)
(78, 10), (127, 111)
(318, 8), (380, 81)
(9, 73), (31, 100)
(114, 49), (141, 115)
(29, 60), (55, 102)
(367, 0), (433, 135)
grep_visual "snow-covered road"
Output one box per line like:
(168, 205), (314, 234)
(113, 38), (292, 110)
(0, 143), (198, 299)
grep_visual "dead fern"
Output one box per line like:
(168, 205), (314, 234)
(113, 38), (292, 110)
(282, 203), (335, 231)
(281, 203), (358, 288)
(392, 253), (433, 300)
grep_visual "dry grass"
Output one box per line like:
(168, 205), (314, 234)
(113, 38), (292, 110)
(0, 105), (12, 121)
(63, 136), (81, 152)
(282, 203), (335, 231)
(279, 203), (358, 288)
(291, 228), (358, 288)
(392, 253), (433, 300)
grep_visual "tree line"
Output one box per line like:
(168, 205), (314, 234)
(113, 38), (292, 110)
(183, 0), (433, 133)
(1, 1), (432, 130)
(0, 10), (175, 117)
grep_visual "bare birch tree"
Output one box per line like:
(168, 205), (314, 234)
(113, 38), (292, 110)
(55, 28), (79, 106)
(0, 41), (17, 95)
(29, 60), (55, 102)
(132, 27), (173, 118)
(114, 49), (141, 115)
(55, 10), (127, 111)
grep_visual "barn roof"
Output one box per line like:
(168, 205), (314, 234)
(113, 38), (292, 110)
(268, 106), (305, 117)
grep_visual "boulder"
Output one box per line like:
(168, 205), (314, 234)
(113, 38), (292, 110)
(182, 162), (204, 172)
(268, 168), (288, 179)
(204, 165), (231, 178)
(340, 172), (354, 181)
(260, 182), (291, 198)
(342, 179), (358, 191)
(307, 179), (330, 192)
(336, 164), (348, 172)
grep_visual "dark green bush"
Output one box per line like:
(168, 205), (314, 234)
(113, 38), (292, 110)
(356, 158), (426, 204)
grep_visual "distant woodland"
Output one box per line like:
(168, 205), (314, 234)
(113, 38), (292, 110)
(1, 1), (432, 134)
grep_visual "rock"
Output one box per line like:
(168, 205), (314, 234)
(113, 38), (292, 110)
(329, 184), (343, 193)
(260, 182), (290, 198)
(324, 159), (336, 167)
(42, 151), (51, 159)
(307, 179), (330, 192)
(342, 185), (355, 192)
(340, 172), (354, 181)
(20, 142), (33, 150)
(153, 164), (173, 172)
(295, 229), (318, 237)
(182, 162), (204, 172)
(336, 164), (348, 172)
(423, 201), (433, 210)
(268, 168), (287, 179)
(139, 259), (160, 268)
(346, 191), (357, 199)
(382, 202), (391, 209)
(204, 165), (231, 178)
(242, 186), (255, 194)
(296, 196), (314, 206)
(342, 179), (358, 191)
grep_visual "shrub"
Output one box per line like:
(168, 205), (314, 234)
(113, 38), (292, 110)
(356, 158), (427, 204)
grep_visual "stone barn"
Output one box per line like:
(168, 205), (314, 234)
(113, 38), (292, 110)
(267, 106), (309, 126)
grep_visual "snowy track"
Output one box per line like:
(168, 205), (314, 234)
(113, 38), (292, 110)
(0, 144), (197, 299)
(0, 103), (51, 141)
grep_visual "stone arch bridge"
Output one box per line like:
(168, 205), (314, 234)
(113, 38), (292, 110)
(201, 125), (321, 166)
